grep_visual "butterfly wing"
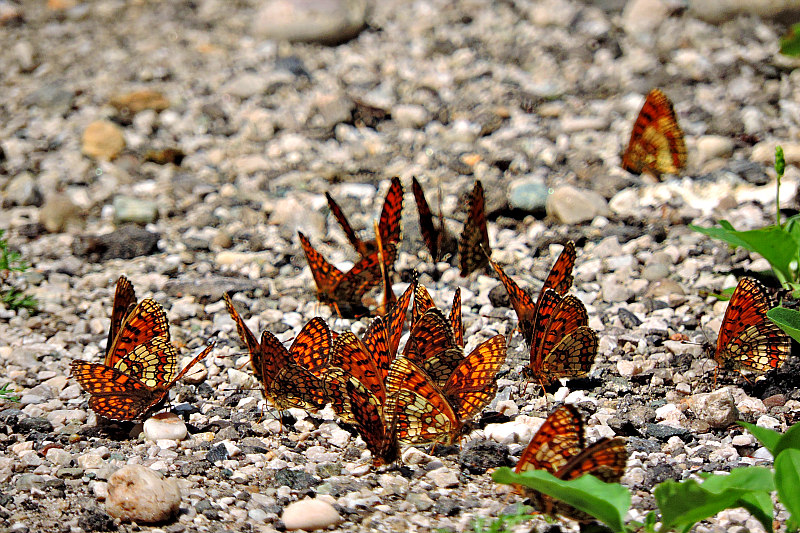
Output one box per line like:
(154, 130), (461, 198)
(443, 334), (506, 419)
(403, 308), (460, 382)
(412, 176), (441, 262)
(489, 257), (538, 345)
(105, 298), (169, 369)
(537, 296), (589, 361)
(538, 327), (598, 383)
(289, 317), (332, 373)
(71, 360), (153, 421)
(411, 284), (436, 327)
(298, 231), (345, 299)
(113, 336), (178, 389)
(515, 405), (585, 475)
(542, 241), (576, 297)
(621, 88), (686, 177)
(530, 289), (562, 369)
(326, 192), (366, 255)
(105, 276), (137, 364)
(330, 332), (385, 403)
(385, 281), (414, 358)
(449, 288), (464, 348)
(378, 177), (403, 249)
(459, 180), (491, 276)
(363, 316), (393, 383)
(346, 377), (398, 466)
(224, 293), (264, 383)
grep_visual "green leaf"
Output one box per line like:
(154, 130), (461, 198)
(767, 307), (800, 345)
(739, 421), (781, 455)
(689, 221), (799, 282)
(776, 146), (786, 177)
(655, 468), (774, 533)
(781, 24), (800, 57)
(775, 423), (800, 457)
(775, 449), (800, 524)
(491, 467), (630, 533)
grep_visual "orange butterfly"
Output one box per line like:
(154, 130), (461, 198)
(489, 241), (575, 346)
(105, 285), (170, 369)
(105, 276), (137, 362)
(621, 88), (687, 178)
(410, 284), (463, 347)
(514, 404), (627, 521)
(459, 180), (491, 276)
(72, 295), (215, 422)
(326, 177), (403, 260)
(298, 231), (394, 317)
(225, 294), (333, 411)
(715, 277), (790, 375)
(412, 177), (457, 264)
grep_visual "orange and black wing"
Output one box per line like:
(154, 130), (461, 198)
(538, 327), (598, 384)
(537, 296), (589, 362)
(449, 288), (464, 348)
(515, 404), (585, 475)
(71, 360), (153, 421)
(459, 180), (491, 276)
(530, 289), (562, 367)
(330, 331), (385, 403)
(105, 298), (169, 369)
(346, 377), (398, 466)
(378, 177), (403, 249)
(411, 284), (436, 328)
(385, 282), (414, 357)
(298, 231), (345, 299)
(542, 241), (576, 297)
(403, 308), (459, 373)
(289, 317), (333, 373)
(112, 336), (178, 389)
(444, 335), (506, 419)
(413, 176), (442, 262)
(363, 316), (393, 383)
(326, 192), (366, 255)
(489, 257), (537, 345)
(621, 88), (686, 177)
(224, 293), (264, 383)
(105, 275), (137, 363)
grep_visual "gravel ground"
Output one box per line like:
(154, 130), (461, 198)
(1, 0), (800, 532)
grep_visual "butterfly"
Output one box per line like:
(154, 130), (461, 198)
(410, 284), (463, 347)
(72, 336), (215, 422)
(326, 177), (403, 261)
(489, 241), (575, 346)
(714, 277), (790, 375)
(299, 231), (395, 317)
(621, 88), (687, 178)
(514, 404), (627, 521)
(224, 294), (333, 411)
(412, 176), (457, 264)
(459, 180), (491, 276)
(105, 276), (136, 361)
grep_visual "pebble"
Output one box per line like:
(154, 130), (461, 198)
(282, 498), (343, 531)
(109, 89), (169, 114)
(508, 177), (549, 213)
(689, 388), (739, 428)
(252, 0), (366, 45)
(40, 196), (82, 233)
(81, 120), (126, 160)
(696, 135), (734, 164)
(105, 465), (181, 523)
(5, 173), (43, 206)
(546, 185), (609, 224)
(113, 196), (159, 225)
(143, 412), (188, 441)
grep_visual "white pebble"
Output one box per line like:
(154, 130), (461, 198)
(105, 465), (181, 523)
(143, 412), (188, 441)
(282, 498), (342, 531)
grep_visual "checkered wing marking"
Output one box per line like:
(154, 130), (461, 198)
(113, 336), (177, 389)
(538, 327), (598, 383)
(542, 241), (576, 297)
(332, 246), (390, 302)
(298, 231), (345, 298)
(105, 275), (137, 364)
(621, 88), (687, 177)
(449, 288), (464, 348)
(515, 405), (585, 476)
(386, 358), (458, 445)
(385, 281), (414, 357)
(289, 317), (332, 373)
(537, 295), (589, 362)
(268, 365), (330, 412)
(106, 298), (169, 369)
(444, 335), (506, 419)
(378, 177), (403, 249)
(71, 361), (152, 421)
(346, 377), (399, 466)
(403, 308), (458, 372)
(411, 284), (436, 327)
(459, 180), (491, 276)
(330, 332), (385, 403)
(530, 289), (561, 362)
(489, 257), (537, 345)
(259, 330), (292, 390)
(363, 316), (393, 382)
(224, 294), (264, 383)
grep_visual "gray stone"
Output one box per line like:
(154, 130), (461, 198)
(5, 173), (43, 206)
(113, 196), (159, 225)
(222, 74), (268, 99)
(546, 185), (609, 224)
(252, 0), (367, 45)
(508, 177), (549, 213)
(407, 492), (435, 511)
(689, 388), (739, 428)
(40, 196), (83, 233)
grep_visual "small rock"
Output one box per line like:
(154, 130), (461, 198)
(222, 74), (268, 99)
(401, 447), (433, 465)
(407, 492), (434, 511)
(82, 120), (126, 161)
(622, 0), (669, 34)
(602, 276), (633, 303)
(252, 0), (367, 45)
(109, 90), (169, 115)
(689, 0), (800, 23)
(485, 420), (533, 444)
(77, 509), (115, 533)
(546, 185), (609, 224)
(206, 443), (228, 463)
(689, 388), (739, 428)
(392, 104), (429, 129)
(282, 498), (342, 531)
(45, 448), (73, 467)
(105, 465), (181, 523)
(273, 469), (320, 491)
(459, 440), (510, 474)
(508, 177), (549, 213)
(71, 224), (159, 262)
(143, 412), (187, 441)
(113, 196), (159, 225)
(426, 467), (459, 488)
(696, 135), (734, 164)
(40, 196), (82, 233)
(5, 172), (43, 206)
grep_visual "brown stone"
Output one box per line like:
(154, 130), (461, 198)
(81, 120), (125, 161)
(110, 90), (169, 114)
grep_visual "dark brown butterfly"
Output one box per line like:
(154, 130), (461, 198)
(514, 404), (627, 521)
(621, 88), (687, 178)
(412, 176), (457, 264)
(459, 180), (491, 276)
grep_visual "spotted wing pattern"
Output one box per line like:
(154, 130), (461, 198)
(715, 277), (790, 373)
(459, 180), (491, 276)
(541, 241), (576, 298)
(442, 334), (506, 419)
(224, 294), (264, 382)
(105, 276), (137, 364)
(449, 288), (464, 348)
(489, 257), (538, 345)
(105, 298), (170, 369)
(621, 88), (687, 177)
(346, 377), (400, 466)
(514, 405), (627, 521)
(403, 308), (459, 379)
(326, 191), (367, 256)
(72, 340), (214, 422)
(411, 284), (436, 327)
(385, 282), (414, 357)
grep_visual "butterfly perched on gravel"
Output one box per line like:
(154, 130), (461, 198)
(489, 241), (575, 346)
(514, 404), (627, 521)
(224, 294), (334, 412)
(621, 88), (687, 178)
(326, 177), (403, 260)
(72, 295), (214, 421)
(459, 180), (491, 276)
(412, 176), (457, 264)
(714, 277), (790, 376)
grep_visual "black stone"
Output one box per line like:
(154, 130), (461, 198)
(458, 440), (511, 474)
(206, 443), (229, 463)
(617, 308), (642, 328)
(78, 509), (116, 532)
(273, 469), (320, 491)
(17, 417), (53, 434)
(71, 224), (159, 262)
(644, 423), (691, 441)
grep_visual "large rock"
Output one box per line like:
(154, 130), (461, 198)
(105, 465), (181, 523)
(252, 0), (367, 45)
(546, 185), (609, 224)
(689, 388), (739, 428)
(282, 498), (342, 530)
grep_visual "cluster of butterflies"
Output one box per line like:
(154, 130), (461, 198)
(65, 89), (795, 522)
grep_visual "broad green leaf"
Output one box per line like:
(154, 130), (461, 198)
(775, 449), (800, 523)
(768, 307), (800, 345)
(737, 491), (777, 533)
(781, 23), (800, 56)
(689, 222), (798, 282)
(739, 421), (781, 455)
(492, 467), (630, 533)
(775, 421), (800, 456)
(655, 468), (774, 533)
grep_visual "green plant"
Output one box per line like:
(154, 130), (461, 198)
(781, 24), (800, 57)
(0, 383), (19, 402)
(492, 420), (800, 533)
(0, 229), (37, 312)
(470, 505), (534, 533)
